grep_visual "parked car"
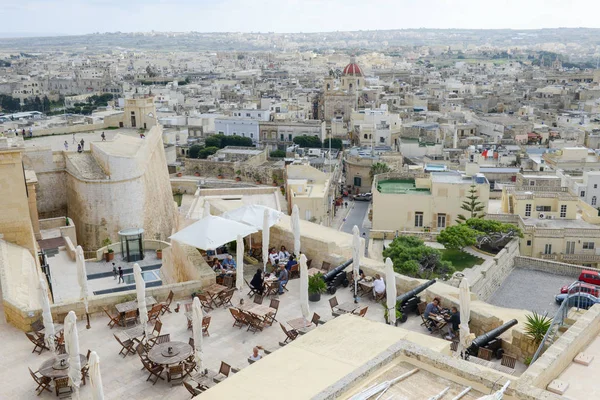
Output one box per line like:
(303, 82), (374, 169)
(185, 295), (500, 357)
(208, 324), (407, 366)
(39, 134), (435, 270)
(559, 281), (600, 296)
(353, 193), (372, 202)
(577, 270), (600, 286)
(555, 292), (600, 309)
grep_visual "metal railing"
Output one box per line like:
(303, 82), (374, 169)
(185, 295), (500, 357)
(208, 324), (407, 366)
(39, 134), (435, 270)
(531, 281), (585, 364)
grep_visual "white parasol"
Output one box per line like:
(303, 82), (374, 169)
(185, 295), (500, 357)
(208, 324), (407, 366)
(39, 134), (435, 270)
(38, 276), (55, 352)
(458, 277), (471, 357)
(299, 254), (310, 320)
(262, 209), (270, 272)
(352, 225), (361, 298)
(384, 257), (397, 325)
(291, 204), (301, 257)
(133, 264), (150, 340)
(75, 246), (90, 328)
(64, 311), (82, 394)
(192, 296), (203, 369)
(236, 234), (244, 290)
(89, 351), (104, 400)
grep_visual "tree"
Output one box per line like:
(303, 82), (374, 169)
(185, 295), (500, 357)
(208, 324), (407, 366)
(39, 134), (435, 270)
(456, 184), (485, 223)
(323, 137), (343, 150)
(188, 144), (202, 159)
(204, 134), (253, 149)
(437, 224), (478, 250)
(204, 135), (222, 148)
(293, 135), (322, 148)
(383, 236), (454, 278)
(270, 150), (286, 158)
(370, 162), (391, 180)
(199, 146), (219, 159)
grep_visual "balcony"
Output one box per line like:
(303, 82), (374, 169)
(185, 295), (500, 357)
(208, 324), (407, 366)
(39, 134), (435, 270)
(561, 254), (600, 262)
(538, 253), (558, 260)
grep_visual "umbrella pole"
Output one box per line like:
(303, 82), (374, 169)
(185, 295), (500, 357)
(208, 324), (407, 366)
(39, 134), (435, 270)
(86, 312), (91, 329)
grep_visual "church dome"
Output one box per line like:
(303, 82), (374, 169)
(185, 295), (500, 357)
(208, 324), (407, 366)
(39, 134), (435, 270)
(343, 61), (363, 76)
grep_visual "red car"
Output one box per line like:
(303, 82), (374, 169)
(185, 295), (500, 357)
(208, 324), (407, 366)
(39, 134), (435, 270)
(560, 281), (600, 297)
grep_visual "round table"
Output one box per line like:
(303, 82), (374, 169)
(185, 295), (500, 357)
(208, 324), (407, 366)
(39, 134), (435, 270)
(148, 342), (193, 366)
(39, 354), (87, 379)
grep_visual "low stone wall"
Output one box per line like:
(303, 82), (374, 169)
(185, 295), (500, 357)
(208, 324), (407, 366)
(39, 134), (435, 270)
(39, 217), (77, 246)
(94, 239), (170, 261)
(519, 304), (600, 392)
(171, 179), (199, 195)
(39, 217), (69, 230)
(161, 240), (215, 285)
(515, 256), (600, 278)
(32, 123), (104, 137)
(64, 236), (76, 261)
(4, 279), (208, 332)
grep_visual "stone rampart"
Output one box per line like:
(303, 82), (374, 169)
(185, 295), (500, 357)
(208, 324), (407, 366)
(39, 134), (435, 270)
(514, 256), (600, 277)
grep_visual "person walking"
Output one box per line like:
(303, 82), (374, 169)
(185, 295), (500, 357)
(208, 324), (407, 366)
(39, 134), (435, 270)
(72, 133), (76, 144)
(101, 131), (106, 141)
(64, 141), (69, 151)
(80, 138), (85, 150)
(118, 266), (124, 284)
(112, 263), (117, 280)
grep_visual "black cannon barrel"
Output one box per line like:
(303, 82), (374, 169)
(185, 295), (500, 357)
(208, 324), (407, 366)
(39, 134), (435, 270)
(322, 259), (353, 282)
(396, 279), (436, 305)
(467, 319), (518, 355)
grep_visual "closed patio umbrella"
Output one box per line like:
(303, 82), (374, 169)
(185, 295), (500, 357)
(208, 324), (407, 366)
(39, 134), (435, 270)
(299, 254), (310, 320)
(262, 209), (270, 272)
(192, 296), (203, 370)
(291, 204), (301, 257)
(458, 277), (471, 357)
(385, 257), (397, 325)
(236, 234), (244, 290)
(38, 276), (55, 352)
(75, 246), (90, 329)
(352, 225), (361, 298)
(476, 381), (510, 400)
(134, 264), (150, 340)
(89, 351), (104, 400)
(64, 311), (82, 393)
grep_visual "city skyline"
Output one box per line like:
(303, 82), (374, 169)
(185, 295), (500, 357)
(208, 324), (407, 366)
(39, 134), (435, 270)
(2, 0), (600, 37)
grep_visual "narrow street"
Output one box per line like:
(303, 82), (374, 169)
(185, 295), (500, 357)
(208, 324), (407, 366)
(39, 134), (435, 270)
(340, 201), (370, 234)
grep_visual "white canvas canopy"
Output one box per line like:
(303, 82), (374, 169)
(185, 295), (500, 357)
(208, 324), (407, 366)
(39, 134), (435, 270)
(169, 215), (258, 250)
(222, 204), (283, 230)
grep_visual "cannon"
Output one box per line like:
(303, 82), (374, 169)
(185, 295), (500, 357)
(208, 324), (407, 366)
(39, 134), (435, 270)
(466, 319), (518, 360)
(395, 279), (436, 323)
(322, 259), (352, 294)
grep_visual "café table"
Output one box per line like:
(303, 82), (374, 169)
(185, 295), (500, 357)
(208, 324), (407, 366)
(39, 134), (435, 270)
(238, 304), (276, 318)
(336, 301), (361, 314)
(116, 324), (146, 344)
(287, 317), (315, 335)
(39, 354), (87, 379)
(40, 323), (64, 335)
(148, 341), (193, 366)
(115, 296), (157, 314)
(191, 370), (218, 389)
(204, 284), (228, 307)
(358, 280), (374, 298)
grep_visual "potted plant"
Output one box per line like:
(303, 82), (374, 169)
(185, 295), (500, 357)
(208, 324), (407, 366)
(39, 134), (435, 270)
(308, 273), (327, 302)
(217, 168), (224, 179)
(524, 312), (552, 346)
(383, 302), (405, 325)
(102, 238), (114, 262)
(156, 248), (162, 260)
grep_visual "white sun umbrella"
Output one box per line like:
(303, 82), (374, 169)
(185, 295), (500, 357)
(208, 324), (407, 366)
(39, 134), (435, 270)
(236, 234), (244, 290)
(352, 225), (361, 298)
(262, 209), (270, 272)
(169, 215), (258, 250)
(385, 258), (397, 325)
(204, 200), (211, 217)
(75, 246), (90, 328)
(291, 204), (301, 257)
(64, 311), (82, 393)
(89, 351), (104, 400)
(458, 277), (471, 357)
(192, 296), (203, 370)
(222, 204), (283, 230)
(134, 264), (150, 340)
(299, 254), (310, 320)
(38, 276), (55, 352)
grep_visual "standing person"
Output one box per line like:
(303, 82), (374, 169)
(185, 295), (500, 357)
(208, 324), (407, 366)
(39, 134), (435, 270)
(72, 133), (77, 144)
(101, 131), (106, 141)
(277, 264), (289, 295)
(118, 267), (124, 284)
(29, 127), (32, 137)
(64, 141), (69, 151)
(22, 129), (25, 136)
(77, 144), (82, 153)
(112, 263), (117, 280)
(80, 138), (85, 150)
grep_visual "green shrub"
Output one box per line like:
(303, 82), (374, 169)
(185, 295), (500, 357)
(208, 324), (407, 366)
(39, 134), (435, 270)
(308, 273), (327, 294)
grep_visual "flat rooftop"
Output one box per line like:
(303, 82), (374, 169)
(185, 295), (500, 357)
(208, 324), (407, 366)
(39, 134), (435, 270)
(377, 179), (431, 195)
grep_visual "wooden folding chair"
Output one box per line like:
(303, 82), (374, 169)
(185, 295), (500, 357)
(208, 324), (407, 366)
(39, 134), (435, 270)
(197, 293), (214, 312)
(229, 308), (246, 328)
(253, 294), (263, 305)
(113, 334), (135, 357)
(122, 310), (138, 327)
(28, 367), (51, 396)
(213, 361), (232, 383)
(245, 278), (258, 297)
(184, 380), (202, 396)
(103, 307), (121, 328)
(478, 347), (493, 361)
(289, 263), (300, 279)
(217, 288), (235, 308)
(311, 313), (321, 326)
(328, 296), (342, 317)
(279, 323), (298, 344)
(202, 316), (211, 336)
(263, 299), (279, 326)
(30, 319), (45, 332)
(142, 357), (164, 385)
(55, 377), (73, 398)
(167, 364), (184, 384)
(81, 349), (91, 385)
(501, 354), (517, 369)
(356, 306), (368, 317)
(160, 290), (174, 315)
(25, 332), (49, 354)
(223, 275), (233, 289)
(148, 304), (163, 323)
(246, 313), (268, 333)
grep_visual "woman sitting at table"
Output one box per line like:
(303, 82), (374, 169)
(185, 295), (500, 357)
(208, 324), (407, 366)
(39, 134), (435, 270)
(268, 248), (279, 266)
(250, 269), (264, 295)
(278, 246), (290, 262)
(372, 274), (386, 298)
(212, 259), (223, 272)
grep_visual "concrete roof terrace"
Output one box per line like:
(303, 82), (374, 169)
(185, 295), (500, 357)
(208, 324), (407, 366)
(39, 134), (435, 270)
(376, 179), (431, 195)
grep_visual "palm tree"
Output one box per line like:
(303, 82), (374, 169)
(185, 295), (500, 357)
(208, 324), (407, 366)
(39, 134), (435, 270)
(370, 162), (391, 180)
(456, 184), (485, 223)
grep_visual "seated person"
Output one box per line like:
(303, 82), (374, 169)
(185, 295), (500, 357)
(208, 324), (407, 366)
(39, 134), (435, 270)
(423, 297), (442, 331)
(222, 254), (236, 270)
(268, 248), (279, 266)
(278, 246), (290, 262)
(285, 255), (298, 271)
(351, 269), (366, 282)
(250, 269), (264, 295)
(212, 259), (223, 272)
(249, 346), (264, 362)
(445, 306), (460, 340)
(277, 264), (289, 295)
(373, 274), (386, 297)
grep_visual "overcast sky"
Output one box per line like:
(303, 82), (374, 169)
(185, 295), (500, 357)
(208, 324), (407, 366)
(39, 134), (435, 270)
(3, 0), (600, 36)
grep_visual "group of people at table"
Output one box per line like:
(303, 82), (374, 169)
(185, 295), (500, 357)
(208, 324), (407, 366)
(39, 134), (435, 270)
(423, 297), (461, 340)
(251, 246), (297, 296)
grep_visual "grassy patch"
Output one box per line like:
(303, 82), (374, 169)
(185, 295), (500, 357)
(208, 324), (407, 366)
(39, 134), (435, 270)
(441, 249), (484, 271)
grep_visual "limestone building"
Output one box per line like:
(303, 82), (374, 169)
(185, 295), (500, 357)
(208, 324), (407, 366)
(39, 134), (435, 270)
(322, 58), (366, 126)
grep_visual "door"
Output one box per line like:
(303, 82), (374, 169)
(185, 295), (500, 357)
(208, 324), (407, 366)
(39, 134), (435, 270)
(544, 244), (552, 255)
(131, 115), (136, 127)
(566, 241), (575, 254)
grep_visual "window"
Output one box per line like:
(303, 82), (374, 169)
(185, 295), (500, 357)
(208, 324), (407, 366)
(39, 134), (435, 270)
(437, 214), (446, 228)
(250, 133), (253, 138)
(581, 191), (586, 197)
(280, 134), (284, 141)
(566, 241), (575, 254)
(583, 242), (595, 250)
(288, 134), (292, 141)
(594, 184), (598, 189)
(380, 137), (385, 143)
(364, 134), (368, 139)
(246, 113), (250, 117)
(415, 212), (424, 227)
(529, 180), (535, 186)
(258, 114), (261, 117)
(353, 177), (362, 187)
(526, 240), (532, 246)
(535, 205), (551, 212)
(560, 205), (567, 218)
(593, 196), (597, 206)
(525, 204), (532, 217)
(544, 244), (552, 254)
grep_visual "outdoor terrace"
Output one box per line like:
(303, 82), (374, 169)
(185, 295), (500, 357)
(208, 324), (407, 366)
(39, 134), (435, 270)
(376, 179), (431, 195)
